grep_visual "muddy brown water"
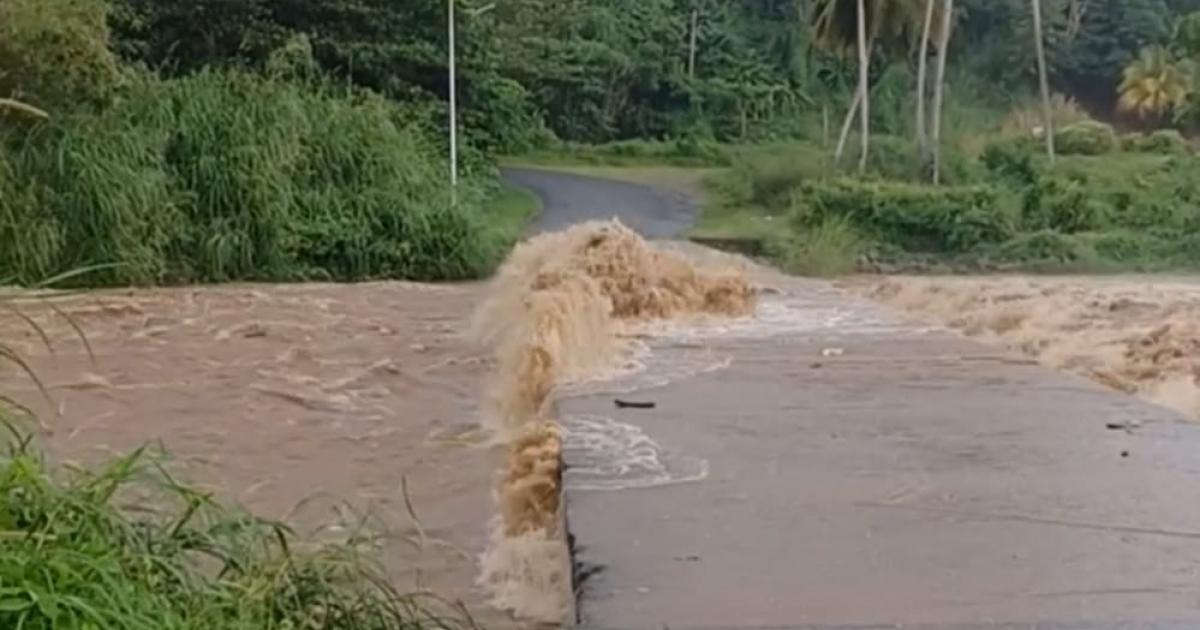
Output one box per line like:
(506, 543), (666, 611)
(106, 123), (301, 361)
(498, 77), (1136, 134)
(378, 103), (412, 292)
(0, 281), (513, 625)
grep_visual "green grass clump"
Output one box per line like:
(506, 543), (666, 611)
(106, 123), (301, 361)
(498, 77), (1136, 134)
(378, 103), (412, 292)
(485, 182), (541, 245)
(0, 428), (473, 630)
(1121, 129), (1190, 154)
(767, 215), (864, 277)
(514, 138), (731, 168)
(1053, 120), (1118, 156)
(791, 179), (1015, 254)
(0, 70), (504, 287)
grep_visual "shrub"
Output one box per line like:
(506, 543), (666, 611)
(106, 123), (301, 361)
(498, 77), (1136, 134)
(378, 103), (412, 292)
(1054, 120), (1118, 155)
(0, 0), (121, 110)
(0, 70), (503, 286)
(1000, 94), (1090, 137)
(842, 135), (920, 181)
(982, 136), (1039, 184)
(998, 230), (1097, 264)
(1021, 176), (1109, 233)
(723, 144), (832, 207)
(767, 215), (864, 277)
(791, 179), (1014, 253)
(1122, 129), (1190, 154)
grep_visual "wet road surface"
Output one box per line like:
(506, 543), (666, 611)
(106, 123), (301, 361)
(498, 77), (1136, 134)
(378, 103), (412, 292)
(506, 170), (1200, 629)
(502, 167), (698, 238)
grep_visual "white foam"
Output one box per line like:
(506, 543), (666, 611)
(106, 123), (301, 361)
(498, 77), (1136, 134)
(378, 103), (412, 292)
(561, 414), (709, 491)
(637, 293), (933, 342)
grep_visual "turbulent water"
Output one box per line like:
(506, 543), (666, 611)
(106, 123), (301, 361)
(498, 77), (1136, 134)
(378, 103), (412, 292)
(851, 275), (1200, 421)
(468, 224), (950, 624)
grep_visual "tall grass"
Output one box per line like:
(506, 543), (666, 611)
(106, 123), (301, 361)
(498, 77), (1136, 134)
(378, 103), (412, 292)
(767, 215), (864, 277)
(0, 70), (503, 286)
(0, 433), (475, 630)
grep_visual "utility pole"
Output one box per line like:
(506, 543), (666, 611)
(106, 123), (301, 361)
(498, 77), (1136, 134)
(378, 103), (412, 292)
(447, 1), (496, 199)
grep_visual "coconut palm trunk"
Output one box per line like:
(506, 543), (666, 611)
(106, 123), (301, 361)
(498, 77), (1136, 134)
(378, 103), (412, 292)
(916, 0), (936, 154)
(834, 89), (861, 163)
(1031, 0), (1056, 161)
(856, 0), (870, 173)
(930, 0), (954, 184)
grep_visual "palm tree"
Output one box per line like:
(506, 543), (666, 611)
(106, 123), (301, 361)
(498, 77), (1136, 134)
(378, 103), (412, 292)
(1031, 0), (1055, 161)
(855, 0), (869, 172)
(0, 98), (49, 120)
(813, 0), (925, 171)
(915, 0), (936, 156)
(930, 0), (954, 184)
(1117, 46), (1192, 123)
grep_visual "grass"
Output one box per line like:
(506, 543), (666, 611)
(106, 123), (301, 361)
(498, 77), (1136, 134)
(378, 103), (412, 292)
(509, 138), (731, 168)
(486, 181), (541, 243)
(767, 215), (864, 277)
(0, 70), (504, 287)
(0, 288), (474, 630)
(0, 427), (474, 630)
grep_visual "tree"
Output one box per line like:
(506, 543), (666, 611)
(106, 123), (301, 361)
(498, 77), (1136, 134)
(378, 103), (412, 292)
(1032, 0), (1056, 161)
(0, 0), (120, 110)
(1118, 45), (1192, 121)
(812, 0), (925, 169)
(855, 0), (869, 172)
(915, 0), (936, 155)
(930, 0), (954, 184)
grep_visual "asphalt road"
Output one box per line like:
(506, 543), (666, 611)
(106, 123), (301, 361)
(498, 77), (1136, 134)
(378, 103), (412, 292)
(501, 166), (699, 238)
(505, 168), (1200, 630)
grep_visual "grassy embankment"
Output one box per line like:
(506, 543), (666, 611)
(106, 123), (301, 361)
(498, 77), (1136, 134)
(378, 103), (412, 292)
(509, 123), (1200, 277)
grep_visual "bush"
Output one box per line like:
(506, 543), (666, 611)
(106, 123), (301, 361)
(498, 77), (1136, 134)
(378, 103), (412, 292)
(767, 215), (864, 277)
(982, 136), (1039, 184)
(1021, 176), (1109, 233)
(534, 138), (731, 167)
(1121, 129), (1190, 154)
(1054, 120), (1117, 155)
(718, 143), (832, 207)
(998, 230), (1097, 264)
(0, 0), (121, 110)
(791, 179), (1014, 253)
(0, 70), (503, 286)
(842, 135), (920, 180)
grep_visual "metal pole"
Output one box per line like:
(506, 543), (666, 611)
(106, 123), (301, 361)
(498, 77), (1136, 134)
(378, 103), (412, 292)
(448, 0), (458, 193)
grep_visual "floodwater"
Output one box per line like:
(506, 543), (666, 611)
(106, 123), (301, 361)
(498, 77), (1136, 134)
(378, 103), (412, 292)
(6, 260), (1199, 627)
(0, 281), (512, 625)
(847, 275), (1200, 421)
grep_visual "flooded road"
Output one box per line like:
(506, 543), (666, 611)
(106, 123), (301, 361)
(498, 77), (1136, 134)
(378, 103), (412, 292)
(6, 169), (1200, 629)
(0, 281), (512, 623)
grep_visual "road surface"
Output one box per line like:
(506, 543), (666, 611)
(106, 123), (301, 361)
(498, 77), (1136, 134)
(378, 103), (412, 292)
(507, 168), (1200, 629)
(502, 166), (698, 238)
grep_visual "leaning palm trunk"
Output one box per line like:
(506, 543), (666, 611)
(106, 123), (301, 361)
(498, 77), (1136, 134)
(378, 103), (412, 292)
(833, 89), (862, 164)
(856, 0), (870, 173)
(0, 98), (49, 120)
(916, 0), (936, 154)
(1031, 0), (1056, 161)
(930, 0), (954, 184)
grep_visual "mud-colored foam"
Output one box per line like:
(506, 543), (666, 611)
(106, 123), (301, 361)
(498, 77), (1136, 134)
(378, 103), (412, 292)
(855, 276), (1200, 420)
(472, 220), (756, 623)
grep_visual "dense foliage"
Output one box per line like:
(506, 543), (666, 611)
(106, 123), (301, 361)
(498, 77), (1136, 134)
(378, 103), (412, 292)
(94, 0), (1200, 147)
(1, 70), (504, 286)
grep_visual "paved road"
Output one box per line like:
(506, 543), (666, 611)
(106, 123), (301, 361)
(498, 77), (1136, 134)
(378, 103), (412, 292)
(502, 167), (698, 238)
(510, 169), (1200, 629)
